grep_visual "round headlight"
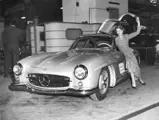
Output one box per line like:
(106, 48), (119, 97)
(13, 63), (23, 75)
(74, 65), (88, 80)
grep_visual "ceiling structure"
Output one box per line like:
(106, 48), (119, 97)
(1, 0), (159, 22)
(1, 0), (62, 22)
(0, 0), (158, 31)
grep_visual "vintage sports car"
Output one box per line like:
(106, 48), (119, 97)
(9, 13), (140, 101)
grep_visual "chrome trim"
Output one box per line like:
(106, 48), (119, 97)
(9, 83), (98, 96)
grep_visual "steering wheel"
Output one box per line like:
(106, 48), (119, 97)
(98, 43), (111, 48)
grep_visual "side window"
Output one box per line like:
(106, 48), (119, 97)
(75, 39), (86, 48)
(96, 38), (112, 49)
(85, 40), (95, 48)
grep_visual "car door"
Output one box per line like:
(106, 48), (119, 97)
(111, 51), (127, 80)
(97, 13), (140, 35)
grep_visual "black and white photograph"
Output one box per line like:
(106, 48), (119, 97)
(0, 0), (159, 120)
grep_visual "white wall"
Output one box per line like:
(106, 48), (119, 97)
(62, 0), (96, 23)
(62, 0), (76, 22)
(75, 0), (96, 23)
(44, 22), (100, 52)
(30, 22), (100, 53)
(94, 0), (128, 23)
(30, 26), (44, 54)
(62, 0), (128, 23)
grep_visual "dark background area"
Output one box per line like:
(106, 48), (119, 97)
(0, 0), (63, 28)
(0, 0), (158, 64)
(1, 0), (159, 21)
(0, 0), (159, 31)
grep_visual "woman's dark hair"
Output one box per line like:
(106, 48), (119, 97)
(113, 23), (126, 36)
(116, 24), (125, 32)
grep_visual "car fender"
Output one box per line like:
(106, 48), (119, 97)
(94, 61), (117, 87)
(108, 65), (116, 87)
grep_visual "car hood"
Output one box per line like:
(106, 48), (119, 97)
(30, 49), (109, 69)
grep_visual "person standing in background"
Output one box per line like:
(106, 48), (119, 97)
(2, 19), (24, 77)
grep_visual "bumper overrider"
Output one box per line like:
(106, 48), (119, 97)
(8, 83), (98, 96)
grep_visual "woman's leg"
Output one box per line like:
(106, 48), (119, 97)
(135, 66), (146, 85)
(126, 57), (137, 88)
(130, 72), (136, 88)
(133, 55), (146, 85)
(138, 74), (146, 85)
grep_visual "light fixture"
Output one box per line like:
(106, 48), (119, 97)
(150, 0), (158, 4)
(21, 16), (26, 19)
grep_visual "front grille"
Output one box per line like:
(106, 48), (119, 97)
(28, 74), (70, 87)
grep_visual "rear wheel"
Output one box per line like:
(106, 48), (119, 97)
(89, 67), (110, 101)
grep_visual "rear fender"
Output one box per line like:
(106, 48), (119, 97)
(108, 65), (116, 87)
(95, 64), (116, 87)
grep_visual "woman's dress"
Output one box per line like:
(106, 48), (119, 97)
(115, 35), (141, 80)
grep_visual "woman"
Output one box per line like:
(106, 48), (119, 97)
(115, 17), (146, 88)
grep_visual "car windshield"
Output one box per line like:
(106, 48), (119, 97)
(70, 36), (113, 50)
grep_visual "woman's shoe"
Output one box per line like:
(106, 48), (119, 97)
(132, 86), (136, 89)
(141, 82), (146, 85)
(139, 79), (146, 85)
(132, 84), (137, 89)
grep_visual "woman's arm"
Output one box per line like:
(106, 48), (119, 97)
(127, 17), (142, 40)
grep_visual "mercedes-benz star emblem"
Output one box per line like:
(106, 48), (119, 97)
(39, 75), (50, 87)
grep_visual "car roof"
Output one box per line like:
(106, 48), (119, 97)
(103, 19), (119, 22)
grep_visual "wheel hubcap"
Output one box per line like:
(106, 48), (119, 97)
(99, 70), (109, 94)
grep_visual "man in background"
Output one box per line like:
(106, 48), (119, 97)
(2, 19), (24, 77)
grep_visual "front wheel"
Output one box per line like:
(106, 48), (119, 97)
(89, 67), (110, 101)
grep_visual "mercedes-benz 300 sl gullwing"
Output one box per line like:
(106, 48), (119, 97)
(9, 13), (140, 101)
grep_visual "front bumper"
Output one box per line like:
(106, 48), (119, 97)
(8, 83), (98, 96)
